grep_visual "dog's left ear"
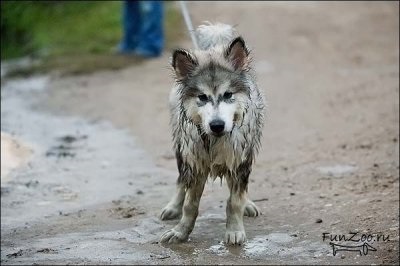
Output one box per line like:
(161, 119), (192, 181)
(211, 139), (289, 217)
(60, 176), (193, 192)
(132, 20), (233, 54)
(225, 37), (250, 71)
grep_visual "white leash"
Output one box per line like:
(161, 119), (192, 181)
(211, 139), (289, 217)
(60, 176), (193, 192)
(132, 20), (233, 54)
(179, 1), (199, 49)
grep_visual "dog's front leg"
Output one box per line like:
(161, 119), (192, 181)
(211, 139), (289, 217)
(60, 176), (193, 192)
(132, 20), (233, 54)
(225, 156), (255, 245)
(225, 176), (247, 245)
(160, 177), (206, 244)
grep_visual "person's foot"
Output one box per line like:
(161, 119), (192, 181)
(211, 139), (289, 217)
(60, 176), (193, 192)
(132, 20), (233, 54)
(132, 47), (162, 58)
(113, 42), (162, 58)
(113, 47), (161, 59)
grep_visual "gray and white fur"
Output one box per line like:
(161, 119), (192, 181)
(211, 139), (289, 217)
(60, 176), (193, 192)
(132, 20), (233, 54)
(160, 23), (265, 245)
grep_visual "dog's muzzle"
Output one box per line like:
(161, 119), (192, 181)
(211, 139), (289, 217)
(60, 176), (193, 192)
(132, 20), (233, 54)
(209, 120), (225, 136)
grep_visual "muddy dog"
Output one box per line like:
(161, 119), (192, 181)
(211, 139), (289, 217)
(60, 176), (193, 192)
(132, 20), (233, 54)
(160, 23), (265, 245)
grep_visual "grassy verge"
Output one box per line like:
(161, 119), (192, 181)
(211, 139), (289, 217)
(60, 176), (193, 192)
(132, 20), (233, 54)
(1, 1), (184, 76)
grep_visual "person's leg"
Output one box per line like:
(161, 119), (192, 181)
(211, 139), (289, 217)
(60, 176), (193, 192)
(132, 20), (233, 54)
(134, 1), (164, 57)
(119, 1), (141, 53)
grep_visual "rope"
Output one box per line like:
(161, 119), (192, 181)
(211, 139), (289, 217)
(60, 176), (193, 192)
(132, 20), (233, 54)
(179, 1), (199, 49)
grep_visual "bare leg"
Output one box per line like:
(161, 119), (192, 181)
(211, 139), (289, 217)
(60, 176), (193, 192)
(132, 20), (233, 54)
(160, 177), (206, 243)
(160, 182), (186, 220)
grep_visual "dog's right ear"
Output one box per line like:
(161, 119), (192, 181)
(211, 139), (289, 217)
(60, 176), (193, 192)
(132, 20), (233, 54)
(172, 49), (197, 80)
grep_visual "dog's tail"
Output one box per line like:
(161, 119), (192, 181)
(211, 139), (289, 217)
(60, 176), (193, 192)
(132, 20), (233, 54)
(195, 22), (238, 50)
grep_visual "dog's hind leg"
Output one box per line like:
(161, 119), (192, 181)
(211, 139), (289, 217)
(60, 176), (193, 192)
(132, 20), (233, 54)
(160, 182), (186, 220)
(244, 197), (261, 217)
(160, 177), (207, 244)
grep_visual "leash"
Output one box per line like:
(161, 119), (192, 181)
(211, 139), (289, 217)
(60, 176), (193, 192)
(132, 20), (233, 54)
(179, 1), (199, 49)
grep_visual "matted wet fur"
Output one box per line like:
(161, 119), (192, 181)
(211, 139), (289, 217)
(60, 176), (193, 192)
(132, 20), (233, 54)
(160, 23), (265, 245)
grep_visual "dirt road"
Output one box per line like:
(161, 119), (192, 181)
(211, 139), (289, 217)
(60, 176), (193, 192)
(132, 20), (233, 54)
(1, 2), (399, 265)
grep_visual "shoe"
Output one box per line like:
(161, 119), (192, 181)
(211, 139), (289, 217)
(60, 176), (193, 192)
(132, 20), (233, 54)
(132, 47), (162, 58)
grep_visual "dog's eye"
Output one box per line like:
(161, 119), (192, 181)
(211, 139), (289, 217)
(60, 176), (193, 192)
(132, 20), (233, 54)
(198, 94), (208, 102)
(223, 92), (233, 100)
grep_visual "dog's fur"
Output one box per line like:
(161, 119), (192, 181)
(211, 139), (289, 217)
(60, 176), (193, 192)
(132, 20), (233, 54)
(160, 23), (265, 245)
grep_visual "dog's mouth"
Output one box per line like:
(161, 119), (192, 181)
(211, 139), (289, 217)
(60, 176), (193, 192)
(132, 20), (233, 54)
(210, 131), (228, 138)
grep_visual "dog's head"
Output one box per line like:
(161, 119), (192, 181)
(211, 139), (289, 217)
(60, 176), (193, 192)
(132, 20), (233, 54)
(172, 37), (251, 137)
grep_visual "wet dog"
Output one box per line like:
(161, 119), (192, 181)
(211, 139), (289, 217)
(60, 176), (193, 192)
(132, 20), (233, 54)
(160, 23), (265, 245)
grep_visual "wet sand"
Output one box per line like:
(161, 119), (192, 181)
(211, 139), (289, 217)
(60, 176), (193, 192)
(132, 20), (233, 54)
(1, 2), (399, 265)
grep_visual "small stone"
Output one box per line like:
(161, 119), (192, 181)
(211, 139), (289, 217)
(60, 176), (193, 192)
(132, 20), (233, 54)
(136, 190), (144, 195)
(358, 143), (372, 149)
(155, 254), (170, 259)
(316, 218), (323, 223)
(290, 192), (295, 196)
(341, 254), (345, 259)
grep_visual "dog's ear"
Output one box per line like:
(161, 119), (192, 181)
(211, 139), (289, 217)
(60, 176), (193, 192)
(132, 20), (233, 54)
(225, 37), (250, 71)
(172, 49), (197, 80)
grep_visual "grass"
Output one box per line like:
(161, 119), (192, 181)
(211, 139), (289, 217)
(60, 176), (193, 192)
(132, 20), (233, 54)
(1, 1), (184, 76)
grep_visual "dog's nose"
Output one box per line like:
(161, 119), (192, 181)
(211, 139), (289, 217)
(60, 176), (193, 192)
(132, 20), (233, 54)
(209, 120), (225, 134)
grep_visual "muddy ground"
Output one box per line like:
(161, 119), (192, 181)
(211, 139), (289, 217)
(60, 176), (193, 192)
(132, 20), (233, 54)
(1, 2), (399, 265)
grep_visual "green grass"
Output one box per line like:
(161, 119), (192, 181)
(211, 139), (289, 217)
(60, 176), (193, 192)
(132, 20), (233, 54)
(1, 1), (184, 76)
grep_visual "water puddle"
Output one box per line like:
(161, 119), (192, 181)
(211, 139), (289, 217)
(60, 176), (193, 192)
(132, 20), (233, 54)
(1, 76), (171, 230)
(316, 164), (357, 177)
(244, 233), (326, 258)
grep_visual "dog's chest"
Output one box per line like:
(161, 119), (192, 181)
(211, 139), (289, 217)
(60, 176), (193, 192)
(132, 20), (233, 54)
(208, 138), (235, 166)
(192, 134), (246, 173)
(177, 122), (251, 175)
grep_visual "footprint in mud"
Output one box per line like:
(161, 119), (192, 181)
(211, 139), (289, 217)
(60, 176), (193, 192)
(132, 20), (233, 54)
(109, 199), (146, 219)
(58, 135), (88, 144)
(109, 206), (146, 219)
(36, 248), (58, 254)
(6, 249), (24, 258)
(46, 134), (88, 158)
(51, 185), (78, 201)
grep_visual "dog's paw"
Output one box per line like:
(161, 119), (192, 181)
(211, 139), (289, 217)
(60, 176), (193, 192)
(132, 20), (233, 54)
(160, 204), (182, 220)
(225, 230), (246, 245)
(160, 227), (188, 244)
(244, 199), (261, 217)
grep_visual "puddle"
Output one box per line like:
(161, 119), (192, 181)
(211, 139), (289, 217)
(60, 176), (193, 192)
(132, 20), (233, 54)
(206, 242), (228, 256)
(244, 233), (326, 258)
(15, 235), (155, 264)
(316, 164), (357, 177)
(0, 74), (194, 265)
(1, 76), (172, 230)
